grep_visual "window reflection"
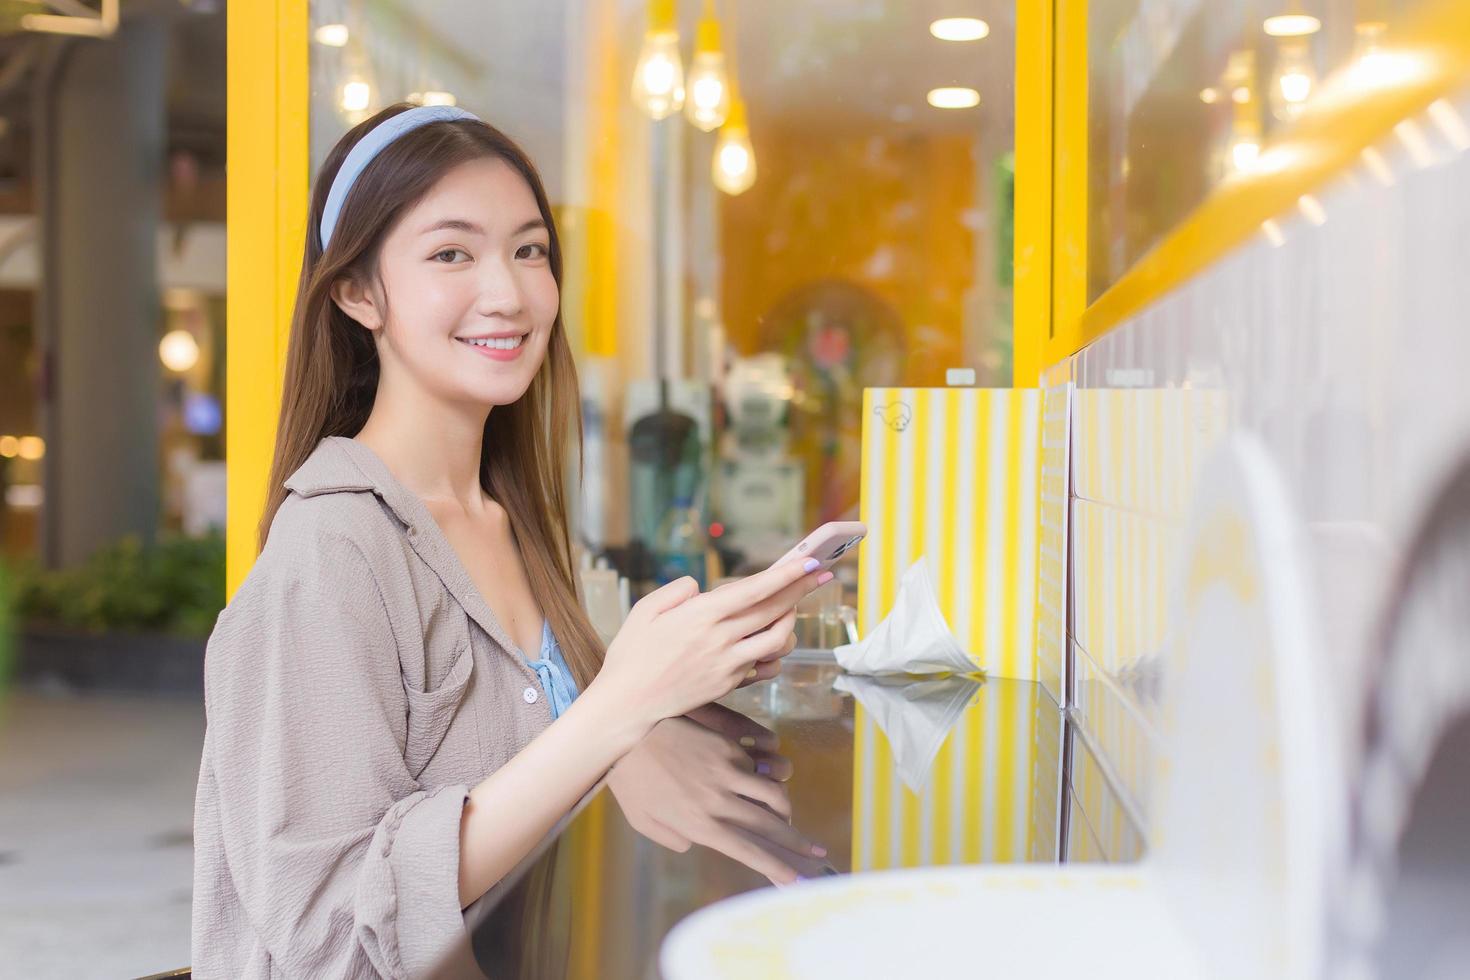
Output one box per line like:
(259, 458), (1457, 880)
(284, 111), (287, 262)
(1088, 0), (1422, 302)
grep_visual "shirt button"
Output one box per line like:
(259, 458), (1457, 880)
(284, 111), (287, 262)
(522, 687), (539, 704)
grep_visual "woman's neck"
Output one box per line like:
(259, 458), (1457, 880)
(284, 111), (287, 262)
(354, 390), (491, 512)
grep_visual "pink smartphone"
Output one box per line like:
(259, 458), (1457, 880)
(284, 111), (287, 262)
(770, 521), (868, 572)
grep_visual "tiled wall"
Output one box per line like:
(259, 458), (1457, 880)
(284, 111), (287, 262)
(1064, 87), (1470, 856)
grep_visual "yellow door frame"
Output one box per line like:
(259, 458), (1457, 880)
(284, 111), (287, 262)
(225, 1), (307, 595)
(1012, 0), (1054, 388)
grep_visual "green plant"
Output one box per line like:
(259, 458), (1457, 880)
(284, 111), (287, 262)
(13, 531), (226, 638)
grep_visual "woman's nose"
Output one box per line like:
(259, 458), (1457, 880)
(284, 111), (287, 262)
(474, 259), (524, 317)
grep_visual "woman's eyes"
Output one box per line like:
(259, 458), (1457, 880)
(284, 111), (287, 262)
(430, 243), (548, 264)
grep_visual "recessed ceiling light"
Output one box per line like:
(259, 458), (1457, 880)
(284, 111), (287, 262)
(1263, 14), (1321, 37)
(314, 23), (349, 47)
(930, 18), (989, 42)
(927, 87), (981, 109)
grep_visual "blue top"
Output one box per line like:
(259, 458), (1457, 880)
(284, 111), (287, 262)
(524, 619), (579, 720)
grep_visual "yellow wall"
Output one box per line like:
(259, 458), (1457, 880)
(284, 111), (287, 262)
(719, 128), (982, 388)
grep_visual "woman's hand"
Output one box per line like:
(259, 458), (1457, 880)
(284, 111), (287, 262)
(607, 706), (828, 885)
(589, 559), (831, 733)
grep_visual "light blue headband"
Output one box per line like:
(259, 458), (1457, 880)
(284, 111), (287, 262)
(319, 104), (478, 249)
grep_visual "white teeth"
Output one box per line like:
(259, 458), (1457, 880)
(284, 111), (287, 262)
(462, 335), (525, 350)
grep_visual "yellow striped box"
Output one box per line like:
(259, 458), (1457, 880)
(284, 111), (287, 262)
(857, 387), (1042, 680)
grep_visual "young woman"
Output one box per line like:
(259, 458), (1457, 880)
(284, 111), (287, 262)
(192, 103), (830, 978)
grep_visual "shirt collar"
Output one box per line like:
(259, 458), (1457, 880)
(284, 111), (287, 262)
(283, 436), (540, 665)
(284, 435), (426, 532)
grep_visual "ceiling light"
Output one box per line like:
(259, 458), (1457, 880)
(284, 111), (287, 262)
(930, 18), (989, 42)
(1263, 14), (1321, 37)
(314, 23), (349, 47)
(927, 87), (981, 109)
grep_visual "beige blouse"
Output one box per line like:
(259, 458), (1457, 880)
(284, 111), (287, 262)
(192, 436), (557, 978)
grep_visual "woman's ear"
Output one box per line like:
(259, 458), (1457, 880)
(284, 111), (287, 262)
(330, 275), (384, 332)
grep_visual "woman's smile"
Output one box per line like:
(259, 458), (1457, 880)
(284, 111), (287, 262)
(457, 332), (528, 360)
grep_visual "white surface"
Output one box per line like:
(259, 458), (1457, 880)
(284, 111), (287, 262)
(661, 865), (1203, 980)
(1151, 436), (1336, 979)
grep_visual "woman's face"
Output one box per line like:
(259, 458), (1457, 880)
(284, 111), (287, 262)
(340, 155), (559, 410)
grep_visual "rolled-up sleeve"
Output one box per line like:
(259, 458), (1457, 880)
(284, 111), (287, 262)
(201, 538), (469, 978)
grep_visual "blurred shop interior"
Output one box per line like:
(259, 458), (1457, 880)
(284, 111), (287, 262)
(0, 0), (226, 617)
(302, 0), (1019, 598)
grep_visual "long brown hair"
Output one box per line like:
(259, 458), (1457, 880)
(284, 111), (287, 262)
(258, 103), (604, 687)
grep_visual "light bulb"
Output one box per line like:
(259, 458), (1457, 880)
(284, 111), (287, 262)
(1270, 41), (1315, 121)
(1279, 71), (1312, 104)
(1230, 137), (1261, 173)
(713, 98), (756, 195)
(684, 15), (730, 131)
(159, 329), (200, 373)
(314, 23), (349, 47)
(420, 90), (457, 107)
(16, 435), (44, 461)
(631, 1), (683, 119)
(340, 77), (372, 114)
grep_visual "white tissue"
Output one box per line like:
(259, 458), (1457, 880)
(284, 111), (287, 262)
(834, 557), (977, 676)
(833, 673), (981, 791)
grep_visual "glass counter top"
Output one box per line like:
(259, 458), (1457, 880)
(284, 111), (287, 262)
(431, 655), (1077, 979)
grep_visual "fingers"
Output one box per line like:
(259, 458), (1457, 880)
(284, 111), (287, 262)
(745, 749), (793, 782)
(701, 827), (800, 886)
(633, 575), (700, 620)
(736, 658), (782, 688)
(726, 798), (826, 859)
(729, 609), (798, 666)
(724, 571), (831, 640)
(705, 557), (821, 619)
(731, 771), (793, 820)
(756, 631), (799, 665)
(685, 703), (779, 751)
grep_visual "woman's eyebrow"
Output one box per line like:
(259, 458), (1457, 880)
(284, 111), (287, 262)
(420, 218), (485, 236)
(418, 217), (547, 237)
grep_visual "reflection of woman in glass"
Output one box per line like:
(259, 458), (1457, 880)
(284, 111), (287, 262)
(192, 104), (829, 978)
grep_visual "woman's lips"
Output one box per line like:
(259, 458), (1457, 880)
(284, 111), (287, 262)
(457, 335), (527, 361)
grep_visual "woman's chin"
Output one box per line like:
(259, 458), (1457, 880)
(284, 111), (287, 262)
(456, 377), (535, 410)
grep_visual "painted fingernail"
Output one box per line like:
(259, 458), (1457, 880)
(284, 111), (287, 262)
(802, 557), (821, 572)
(745, 668), (758, 679)
(738, 736), (757, 748)
(756, 761), (771, 775)
(816, 571), (835, 585)
(811, 844), (828, 857)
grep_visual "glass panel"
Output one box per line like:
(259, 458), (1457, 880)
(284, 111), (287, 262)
(1088, 0), (1422, 302)
(307, 0), (1016, 582)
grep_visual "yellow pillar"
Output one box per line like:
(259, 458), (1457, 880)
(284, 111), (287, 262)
(225, 0), (307, 596)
